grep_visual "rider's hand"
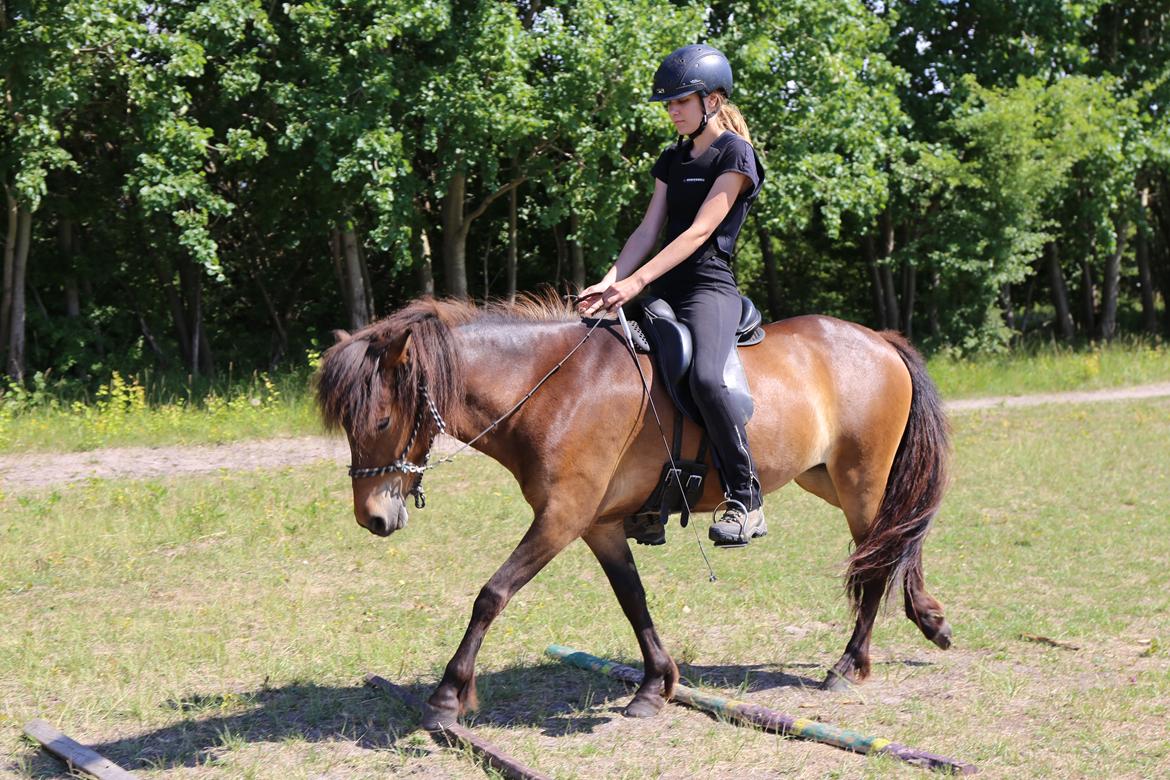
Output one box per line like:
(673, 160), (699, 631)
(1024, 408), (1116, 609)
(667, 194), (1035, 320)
(576, 281), (608, 316)
(583, 275), (645, 317)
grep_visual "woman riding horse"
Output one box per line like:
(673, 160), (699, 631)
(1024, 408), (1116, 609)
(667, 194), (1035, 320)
(316, 47), (954, 733)
(580, 44), (767, 548)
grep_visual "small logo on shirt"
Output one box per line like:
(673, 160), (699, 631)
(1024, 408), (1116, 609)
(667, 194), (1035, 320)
(683, 177), (705, 183)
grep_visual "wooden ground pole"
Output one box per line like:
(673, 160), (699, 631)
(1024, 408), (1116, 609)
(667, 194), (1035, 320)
(22, 720), (139, 780)
(547, 644), (978, 775)
(364, 673), (551, 780)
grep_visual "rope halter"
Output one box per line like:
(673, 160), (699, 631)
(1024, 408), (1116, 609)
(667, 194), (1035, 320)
(347, 380), (447, 508)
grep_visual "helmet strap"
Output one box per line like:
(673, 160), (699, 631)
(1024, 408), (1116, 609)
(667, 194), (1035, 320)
(688, 91), (716, 141)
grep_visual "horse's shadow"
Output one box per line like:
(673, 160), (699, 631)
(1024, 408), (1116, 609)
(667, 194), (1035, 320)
(678, 662), (823, 693)
(12, 659), (843, 778)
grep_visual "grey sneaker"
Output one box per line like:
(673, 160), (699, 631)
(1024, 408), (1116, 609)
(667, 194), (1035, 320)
(709, 506), (767, 547)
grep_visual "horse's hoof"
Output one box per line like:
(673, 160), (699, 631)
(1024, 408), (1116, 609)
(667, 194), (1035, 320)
(820, 670), (854, 692)
(622, 692), (666, 718)
(420, 701), (458, 732)
(930, 620), (953, 650)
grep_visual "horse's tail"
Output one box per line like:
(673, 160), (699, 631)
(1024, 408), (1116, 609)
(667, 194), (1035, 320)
(845, 332), (951, 610)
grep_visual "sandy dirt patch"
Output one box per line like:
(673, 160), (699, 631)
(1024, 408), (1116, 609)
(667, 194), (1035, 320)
(2, 382), (1169, 492)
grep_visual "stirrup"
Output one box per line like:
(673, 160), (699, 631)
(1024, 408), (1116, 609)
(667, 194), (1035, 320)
(708, 499), (766, 548)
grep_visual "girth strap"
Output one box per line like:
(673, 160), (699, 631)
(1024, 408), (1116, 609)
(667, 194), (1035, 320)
(656, 410), (709, 528)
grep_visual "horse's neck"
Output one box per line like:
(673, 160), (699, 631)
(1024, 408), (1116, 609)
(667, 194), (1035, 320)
(451, 321), (584, 452)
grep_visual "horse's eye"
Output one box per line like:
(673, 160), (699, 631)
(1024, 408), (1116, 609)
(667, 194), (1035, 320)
(375, 417), (390, 432)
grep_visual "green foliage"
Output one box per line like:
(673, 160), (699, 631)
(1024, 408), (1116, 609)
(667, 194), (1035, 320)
(0, 364), (317, 452)
(718, 0), (905, 236)
(2, 0), (1169, 387)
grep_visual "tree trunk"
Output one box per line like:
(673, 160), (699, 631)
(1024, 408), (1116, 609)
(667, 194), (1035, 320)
(506, 183), (518, 303)
(1, 188), (16, 355)
(880, 210), (899, 330)
(1046, 243), (1075, 341)
(136, 309), (168, 368)
(156, 255), (193, 369)
(413, 225), (434, 296)
(758, 226), (782, 321)
(901, 260), (917, 340)
(329, 228), (350, 314)
(342, 223), (370, 330)
(441, 170), (469, 299)
(863, 233), (887, 328)
(356, 236), (375, 318)
(6, 205), (30, 381)
(178, 256), (213, 378)
(928, 268), (940, 337)
(1098, 216), (1128, 342)
(1019, 268), (1038, 337)
(569, 211), (585, 291)
(1156, 175), (1170, 334)
(1136, 188), (1158, 335)
(60, 218), (80, 318)
(481, 228), (493, 299)
(552, 222), (566, 286)
(191, 273), (203, 378)
(1079, 257), (1096, 337)
(251, 265), (287, 364)
(439, 169), (526, 299)
(1000, 283), (1015, 333)
(1135, 226), (1157, 335)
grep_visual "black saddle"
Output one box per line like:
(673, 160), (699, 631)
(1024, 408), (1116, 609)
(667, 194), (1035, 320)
(638, 294), (764, 426)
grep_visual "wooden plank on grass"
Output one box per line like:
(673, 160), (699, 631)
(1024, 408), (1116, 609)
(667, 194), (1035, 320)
(22, 720), (139, 780)
(365, 673), (552, 780)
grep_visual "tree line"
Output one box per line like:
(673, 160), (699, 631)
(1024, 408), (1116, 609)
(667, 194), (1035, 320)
(2, 0), (1168, 384)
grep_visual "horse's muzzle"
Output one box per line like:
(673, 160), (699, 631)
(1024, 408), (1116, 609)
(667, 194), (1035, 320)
(364, 501), (408, 537)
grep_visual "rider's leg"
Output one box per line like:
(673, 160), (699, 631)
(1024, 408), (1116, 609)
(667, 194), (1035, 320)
(672, 286), (765, 545)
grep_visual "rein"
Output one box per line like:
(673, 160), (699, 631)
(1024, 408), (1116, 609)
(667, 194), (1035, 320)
(348, 315), (607, 508)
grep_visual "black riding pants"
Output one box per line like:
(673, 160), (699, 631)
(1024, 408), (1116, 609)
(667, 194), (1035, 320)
(663, 283), (762, 511)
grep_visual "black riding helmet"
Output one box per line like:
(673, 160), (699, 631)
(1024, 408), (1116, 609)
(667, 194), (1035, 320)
(649, 44), (733, 103)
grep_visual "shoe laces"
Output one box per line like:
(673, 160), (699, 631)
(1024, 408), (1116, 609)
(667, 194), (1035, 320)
(718, 506), (746, 525)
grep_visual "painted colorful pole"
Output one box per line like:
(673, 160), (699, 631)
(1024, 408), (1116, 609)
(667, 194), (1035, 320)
(546, 645), (977, 776)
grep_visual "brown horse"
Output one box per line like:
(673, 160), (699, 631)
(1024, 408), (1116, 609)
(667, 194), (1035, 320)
(315, 294), (952, 730)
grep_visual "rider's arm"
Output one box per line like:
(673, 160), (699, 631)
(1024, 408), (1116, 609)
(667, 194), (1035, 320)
(586, 179), (669, 291)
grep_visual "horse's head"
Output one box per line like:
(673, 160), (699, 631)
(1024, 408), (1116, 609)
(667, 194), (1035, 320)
(315, 304), (463, 538)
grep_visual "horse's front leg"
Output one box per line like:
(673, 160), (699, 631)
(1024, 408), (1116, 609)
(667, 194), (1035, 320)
(581, 521), (679, 717)
(421, 516), (580, 731)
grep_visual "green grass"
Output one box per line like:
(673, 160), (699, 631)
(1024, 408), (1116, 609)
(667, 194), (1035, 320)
(0, 369), (320, 454)
(4, 339), (1170, 455)
(927, 337), (1170, 398)
(2, 399), (1169, 778)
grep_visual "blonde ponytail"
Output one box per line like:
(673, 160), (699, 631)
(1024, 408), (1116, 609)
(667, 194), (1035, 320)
(711, 92), (753, 146)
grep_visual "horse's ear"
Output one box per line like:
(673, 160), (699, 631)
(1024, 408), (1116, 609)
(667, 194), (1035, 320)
(371, 329), (412, 367)
(332, 329), (350, 344)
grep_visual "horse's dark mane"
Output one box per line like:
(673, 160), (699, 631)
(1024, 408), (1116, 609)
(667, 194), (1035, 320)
(315, 290), (578, 443)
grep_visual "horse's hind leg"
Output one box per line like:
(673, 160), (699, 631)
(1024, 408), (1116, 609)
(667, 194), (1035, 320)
(823, 568), (888, 691)
(422, 517), (579, 731)
(581, 522), (679, 718)
(903, 563), (952, 649)
(822, 458), (889, 691)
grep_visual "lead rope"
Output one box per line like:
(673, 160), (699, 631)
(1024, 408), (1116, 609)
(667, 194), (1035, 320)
(616, 308), (717, 583)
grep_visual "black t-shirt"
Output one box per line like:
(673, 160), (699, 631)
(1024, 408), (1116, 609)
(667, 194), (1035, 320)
(649, 131), (764, 295)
